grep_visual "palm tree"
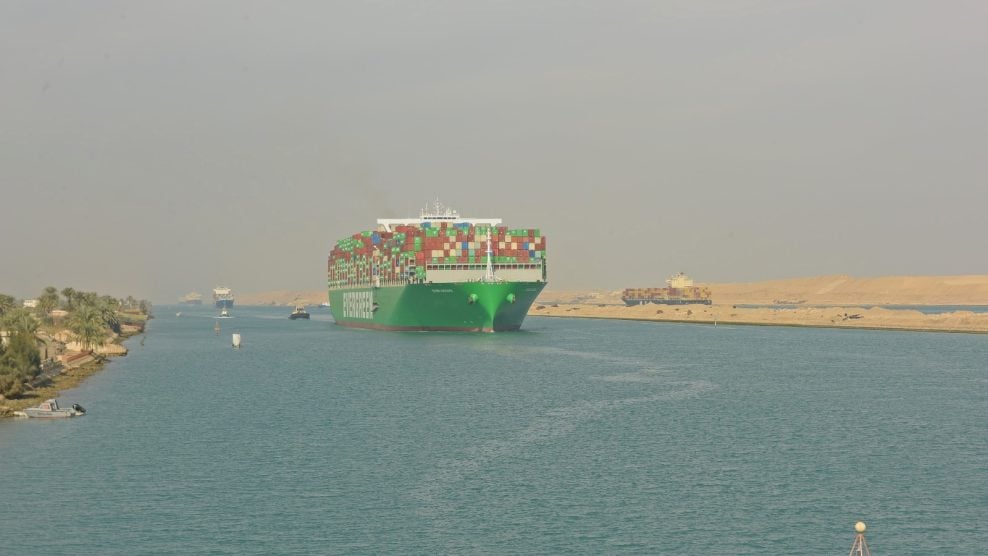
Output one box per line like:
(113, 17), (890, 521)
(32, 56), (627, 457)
(76, 291), (98, 309)
(67, 305), (105, 351)
(95, 296), (121, 334)
(61, 287), (76, 310)
(0, 293), (15, 316)
(2, 308), (39, 336)
(37, 286), (59, 321)
(0, 330), (42, 398)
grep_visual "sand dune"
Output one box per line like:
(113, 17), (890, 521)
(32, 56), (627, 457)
(240, 275), (988, 332)
(238, 289), (327, 306)
(539, 275), (988, 306)
(530, 302), (988, 334)
(533, 275), (988, 333)
(713, 274), (988, 305)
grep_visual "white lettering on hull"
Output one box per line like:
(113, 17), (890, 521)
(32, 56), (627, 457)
(342, 291), (374, 320)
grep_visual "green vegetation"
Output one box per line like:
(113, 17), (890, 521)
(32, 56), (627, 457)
(0, 286), (152, 401)
(0, 293), (15, 316)
(67, 305), (106, 351)
(0, 313), (42, 399)
(38, 286), (59, 322)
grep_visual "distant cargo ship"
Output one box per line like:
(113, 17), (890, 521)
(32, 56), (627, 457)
(327, 201), (547, 332)
(622, 272), (712, 306)
(179, 292), (203, 305)
(213, 286), (235, 309)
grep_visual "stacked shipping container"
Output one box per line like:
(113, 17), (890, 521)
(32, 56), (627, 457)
(328, 223), (547, 289)
(620, 286), (713, 305)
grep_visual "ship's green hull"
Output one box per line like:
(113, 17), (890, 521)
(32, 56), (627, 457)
(328, 282), (546, 332)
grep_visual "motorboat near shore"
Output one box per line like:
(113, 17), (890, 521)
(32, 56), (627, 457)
(16, 399), (86, 418)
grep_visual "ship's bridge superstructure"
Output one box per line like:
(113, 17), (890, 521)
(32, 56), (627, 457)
(212, 286), (235, 309)
(376, 200), (502, 232)
(666, 272), (695, 288)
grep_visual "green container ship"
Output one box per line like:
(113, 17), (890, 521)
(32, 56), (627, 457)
(328, 201), (547, 332)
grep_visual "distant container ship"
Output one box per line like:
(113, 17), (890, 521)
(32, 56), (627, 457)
(213, 286), (235, 309)
(622, 272), (712, 306)
(327, 201), (547, 332)
(179, 292), (203, 305)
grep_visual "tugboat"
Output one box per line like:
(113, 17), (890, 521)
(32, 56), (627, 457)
(289, 304), (310, 320)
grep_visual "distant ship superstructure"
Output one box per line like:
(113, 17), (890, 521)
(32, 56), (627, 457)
(622, 272), (712, 306)
(179, 292), (203, 305)
(213, 287), (235, 309)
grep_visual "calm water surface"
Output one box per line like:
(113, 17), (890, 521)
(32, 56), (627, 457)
(1, 305), (985, 554)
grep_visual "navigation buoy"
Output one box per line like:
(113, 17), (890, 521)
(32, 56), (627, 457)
(848, 521), (871, 556)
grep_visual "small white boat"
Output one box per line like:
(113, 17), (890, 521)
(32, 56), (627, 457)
(216, 308), (232, 319)
(232, 333), (242, 348)
(21, 399), (86, 418)
(176, 311), (182, 317)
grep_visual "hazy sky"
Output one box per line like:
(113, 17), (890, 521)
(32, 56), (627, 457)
(2, 1), (986, 303)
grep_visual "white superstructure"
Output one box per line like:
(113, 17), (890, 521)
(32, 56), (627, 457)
(376, 200), (501, 232)
(666, 272), (695, 289)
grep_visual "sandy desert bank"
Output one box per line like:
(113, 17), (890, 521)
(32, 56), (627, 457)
(240, 275), (988, 333)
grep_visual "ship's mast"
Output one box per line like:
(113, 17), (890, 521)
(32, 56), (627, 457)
(484, 228), (497, 282)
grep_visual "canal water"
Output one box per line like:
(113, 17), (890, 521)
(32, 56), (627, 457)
(1, 305), (985, 553)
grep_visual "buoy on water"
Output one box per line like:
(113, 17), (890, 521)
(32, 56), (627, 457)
(848, 521), (871, 556)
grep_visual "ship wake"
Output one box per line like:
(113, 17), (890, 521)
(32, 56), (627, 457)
(410, 348), (717, 528)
